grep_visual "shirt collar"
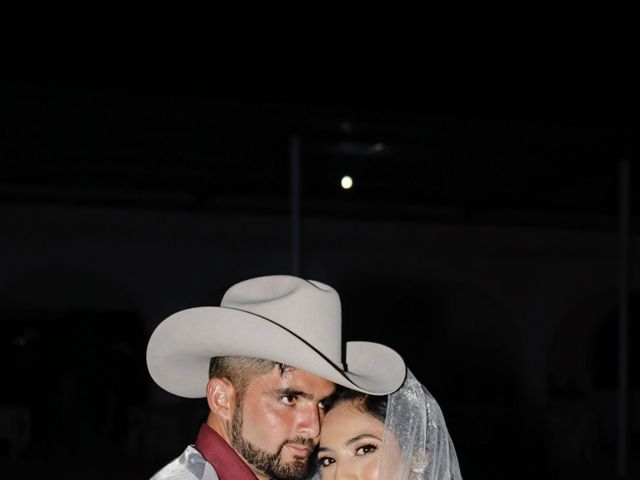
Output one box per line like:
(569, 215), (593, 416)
(195, 423), (258, 480)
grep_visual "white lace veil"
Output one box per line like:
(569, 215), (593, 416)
(378, 370), (462, 480)
(311, 370), (462, 480)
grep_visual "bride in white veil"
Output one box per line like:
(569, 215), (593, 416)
(313, 370), (462, 480)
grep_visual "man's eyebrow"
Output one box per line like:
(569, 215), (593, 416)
(271, 388), (313, 400)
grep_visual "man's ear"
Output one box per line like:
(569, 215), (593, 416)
(206, 377), (236, 421)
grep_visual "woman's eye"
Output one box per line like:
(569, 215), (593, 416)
(355, 444), (378, 456)
(318, 456), (335, 467)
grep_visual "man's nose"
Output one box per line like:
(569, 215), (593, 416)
(295, 403), (321, 438)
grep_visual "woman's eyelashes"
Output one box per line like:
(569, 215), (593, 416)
(318, 456), (335, 467)
(318, 442), (380, 468)
(355, 443), (378, 456)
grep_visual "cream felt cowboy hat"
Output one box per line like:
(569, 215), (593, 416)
(147, 275), (406, 397)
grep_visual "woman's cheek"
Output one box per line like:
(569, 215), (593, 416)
(361, 455), (381, 480)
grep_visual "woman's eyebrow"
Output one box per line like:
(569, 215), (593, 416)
(317, 434), (383, 453)
(345, 434), (383, 446)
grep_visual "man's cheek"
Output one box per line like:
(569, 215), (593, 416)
(262, 404), (292, 430)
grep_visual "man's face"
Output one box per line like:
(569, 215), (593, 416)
(231, 366), (335, 480)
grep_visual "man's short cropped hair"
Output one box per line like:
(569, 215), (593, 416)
(209, 356), (288, 399)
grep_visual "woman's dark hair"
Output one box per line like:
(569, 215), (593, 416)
(330, 385), (388, 423)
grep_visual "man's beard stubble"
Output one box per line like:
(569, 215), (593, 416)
(230, 403), (315, 480)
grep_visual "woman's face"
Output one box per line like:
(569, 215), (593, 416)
(317, 400), (386, 480)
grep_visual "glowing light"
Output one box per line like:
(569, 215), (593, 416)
(341, 176), (353, 189)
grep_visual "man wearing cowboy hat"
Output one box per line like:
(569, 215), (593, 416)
(147, 275), (406, 480)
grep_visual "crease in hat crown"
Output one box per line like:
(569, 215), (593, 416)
(219, 276), (343, 365)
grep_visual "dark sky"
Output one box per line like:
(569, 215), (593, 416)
(4, 6), (638, 124)
(2, 5), (638, 223)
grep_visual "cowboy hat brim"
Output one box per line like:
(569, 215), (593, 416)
(146, 306), (406, 397)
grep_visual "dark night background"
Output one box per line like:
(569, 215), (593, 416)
(1, 5), (639, 480)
